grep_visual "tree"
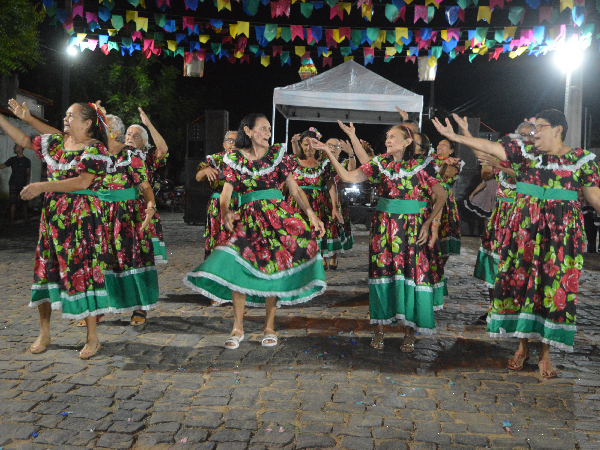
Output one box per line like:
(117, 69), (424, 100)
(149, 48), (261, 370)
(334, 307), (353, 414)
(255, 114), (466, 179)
(0, 0), (44, 75)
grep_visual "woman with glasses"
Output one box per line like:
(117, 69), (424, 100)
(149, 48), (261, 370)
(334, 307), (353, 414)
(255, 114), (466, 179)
(433, 110), (600, 380)
(196, 131), (239, 259)
(195, 131), (239, 306)
(289, 128), (344, 270)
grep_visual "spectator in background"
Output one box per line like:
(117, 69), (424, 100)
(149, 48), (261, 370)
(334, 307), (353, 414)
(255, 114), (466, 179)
(1, 143), (31, 224)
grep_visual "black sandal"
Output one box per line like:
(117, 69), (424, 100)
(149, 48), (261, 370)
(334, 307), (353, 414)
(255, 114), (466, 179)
(130, 310), (147, 326)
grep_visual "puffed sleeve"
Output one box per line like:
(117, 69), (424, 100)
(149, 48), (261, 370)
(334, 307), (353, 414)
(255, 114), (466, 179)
(501, 137), (527, 171)
(359, 155), (382, 184)
(278, 152), (298, 182)
(127, 153), (148, 186)
(31, 133), (64, 162)
(580, 156), (600, 188)
(75, 142), (109, 175)
(419, 170), (439, 189)
(222, 157), (240, 189)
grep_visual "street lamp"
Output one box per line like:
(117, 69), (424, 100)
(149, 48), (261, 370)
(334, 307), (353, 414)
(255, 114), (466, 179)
(555, 38), (583, 149)
(62, 43), (77, 115)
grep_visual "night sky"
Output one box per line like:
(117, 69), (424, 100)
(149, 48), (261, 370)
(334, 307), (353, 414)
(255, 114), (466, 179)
(19, 0), (600, 152)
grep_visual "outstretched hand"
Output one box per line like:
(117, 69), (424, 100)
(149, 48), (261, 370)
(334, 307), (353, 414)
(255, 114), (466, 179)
(20, 183), (42, 201)
(139, 107), (151, 127)
(308, 137), (329, 153)
(8, 99), (31, 122)
(340, 140), (353, 155)
(452, 114), (470, 135)
(395, 106), (409, 121)
(431, 117), (458, 141)
(337, 120), (355, 137)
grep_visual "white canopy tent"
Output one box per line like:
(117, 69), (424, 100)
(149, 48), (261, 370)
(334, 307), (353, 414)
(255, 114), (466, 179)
(272, 60), (424, 144)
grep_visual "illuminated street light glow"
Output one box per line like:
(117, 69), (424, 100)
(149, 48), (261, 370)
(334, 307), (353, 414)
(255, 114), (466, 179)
(66, 46), (78, 57)
(554, 39), (583, 71)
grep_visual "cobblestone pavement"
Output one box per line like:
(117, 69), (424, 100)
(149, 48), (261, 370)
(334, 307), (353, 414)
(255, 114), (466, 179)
(2, 212), (600, 450)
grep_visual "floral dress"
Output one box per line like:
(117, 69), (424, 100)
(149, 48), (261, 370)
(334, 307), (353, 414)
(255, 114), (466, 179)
(29, 134), (111, 319)
(334, 159), (354, 251)
(101, 146), (158, 312)
(141, 146), (168, 264)
(473, 163), (517, 287)
(488, 141), (600, 351)
(361, 154), (445, 332)
(430, 157), (464, 257)
(197, 151), (238, 258)
(289, 156), (344, 257)
(185, 145), (327, 306)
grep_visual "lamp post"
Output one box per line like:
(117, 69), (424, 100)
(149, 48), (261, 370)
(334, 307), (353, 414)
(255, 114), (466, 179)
(555, 39), (583, 149)
(62, 44), (77, 114)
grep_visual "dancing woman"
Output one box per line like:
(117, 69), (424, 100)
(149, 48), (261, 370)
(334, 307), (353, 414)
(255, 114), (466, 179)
(433, 110), (600, 379)
(450, 116), (519, 305)
(431, 139), (464, 262)
(185, 114), (326, 349)
(125, 110), (168, 265)
(0, 102), (110, 359)
(326, 138), (355, 256)
(196, 131), (239, 259)
(312, 125), (447, 351)
(102, 114), (159, 318)
(289, 128), (344, 269)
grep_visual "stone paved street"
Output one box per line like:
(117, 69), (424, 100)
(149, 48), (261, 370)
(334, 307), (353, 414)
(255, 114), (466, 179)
(2, 212), (600, 449)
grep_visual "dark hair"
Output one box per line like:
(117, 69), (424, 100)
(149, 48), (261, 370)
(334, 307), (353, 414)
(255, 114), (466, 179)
(76, 103), (108, 146)
(235, 113), (268, 149)
(438, 138), (456, 157)
(535, 109), (568, 141)
(388, 125), (416, 161)
(300, 129), (318, 143)
(415, 132), (431, 155)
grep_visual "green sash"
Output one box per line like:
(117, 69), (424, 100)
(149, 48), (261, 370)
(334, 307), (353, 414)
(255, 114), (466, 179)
(376, 198), (428, 214)
(300, 186), (325, 191)
(516, 181), (577, 201)
(239, 189), (283, 206)
(73, 188), (138, 202)
(498, 197), (514, 203)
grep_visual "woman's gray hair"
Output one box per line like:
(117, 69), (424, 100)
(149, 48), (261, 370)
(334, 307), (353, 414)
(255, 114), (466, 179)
(127, 124), (152, 150)
(106, 114), (126, 143)
(223, 130), (237, 142)
(515, 122), (534, 134)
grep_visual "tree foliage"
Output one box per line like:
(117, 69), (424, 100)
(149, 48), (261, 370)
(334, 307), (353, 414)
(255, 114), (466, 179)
(0, 0), (44, 75)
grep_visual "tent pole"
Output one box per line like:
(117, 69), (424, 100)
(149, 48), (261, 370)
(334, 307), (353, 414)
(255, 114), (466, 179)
(285, 119), (289, 147)
(271, 102), (276, 145)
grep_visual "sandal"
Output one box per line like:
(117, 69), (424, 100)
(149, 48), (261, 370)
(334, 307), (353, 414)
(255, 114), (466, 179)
(261, 334), (278, 347)
(224, 334), (244, 350)
(79, 342), (101, 360)
(30, 337), (51, 354)
(76, 315), (105, 327)
(370, 332), (385, 349)
(538, 360), (558, 379)
(329, 255), (338, 271)
(507, 351), (530, 371)
(401, 334), (415, 353)
(130, 310), (147, 326)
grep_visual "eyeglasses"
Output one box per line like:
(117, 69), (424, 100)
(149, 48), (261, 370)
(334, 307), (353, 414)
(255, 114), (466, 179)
(327, 144), (341, 149)
(224, 139), (236, 144)
(520, 132), (534, 138)
(534, 124), (552, 132)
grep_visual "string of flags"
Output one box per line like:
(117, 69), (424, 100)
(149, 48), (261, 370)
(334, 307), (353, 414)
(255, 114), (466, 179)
(41, 0), (598, 70)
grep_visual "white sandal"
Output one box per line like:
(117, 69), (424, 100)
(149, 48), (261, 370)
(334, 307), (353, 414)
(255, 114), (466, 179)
(224, 334), (244, 349)
(261, 334), (278, 347)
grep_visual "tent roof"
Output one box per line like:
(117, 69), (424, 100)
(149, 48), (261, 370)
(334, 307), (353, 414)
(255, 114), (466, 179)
(273, 60), (423, 125)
